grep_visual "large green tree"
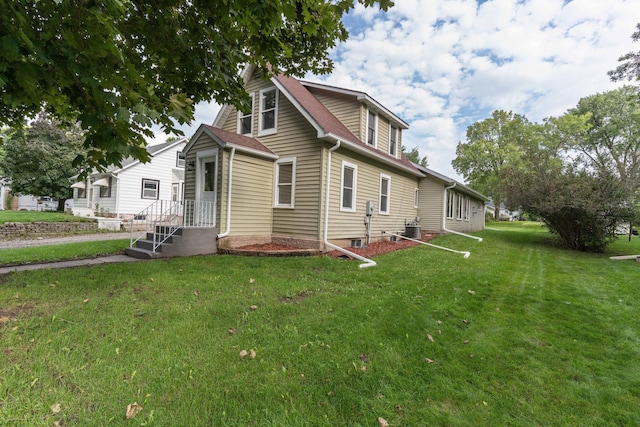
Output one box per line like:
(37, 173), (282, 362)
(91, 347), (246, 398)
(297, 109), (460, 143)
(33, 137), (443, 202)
(402, 145), (428, 167)
(452, 110), (533, 219)
(0, 0), (392, 170)
(0, 115), (86, 210)
(609, 23), (640, 82)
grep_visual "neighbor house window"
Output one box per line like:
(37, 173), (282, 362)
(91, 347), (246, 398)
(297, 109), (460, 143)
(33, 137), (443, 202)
(379, 174), (390, 215)
(77, 188), (86, 199)
(237, 92), (254, 136)
(414, 188), (419, 208)
(171, 183), (180, 201)
(456, 194), (464, 220)
(446, 191), (455, 219)
(141, 179), (160, 199)
(258, 87), (278, 136)
(99, 177), (112, 198)
(275, 157), (296, 208)
(367, 110), (377, 147)
(176, 152), (185, 168)
(340, 161), (357, 212)
(389, 125), (398, 157)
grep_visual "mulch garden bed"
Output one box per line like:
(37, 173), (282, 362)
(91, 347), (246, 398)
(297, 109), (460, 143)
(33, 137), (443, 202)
(231, 233), (437, 259)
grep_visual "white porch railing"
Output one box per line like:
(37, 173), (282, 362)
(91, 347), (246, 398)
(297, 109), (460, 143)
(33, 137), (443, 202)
(129, 200), (216, 252)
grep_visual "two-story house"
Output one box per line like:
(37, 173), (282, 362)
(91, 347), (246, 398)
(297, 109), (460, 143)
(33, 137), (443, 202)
(127, 65), (487, 258)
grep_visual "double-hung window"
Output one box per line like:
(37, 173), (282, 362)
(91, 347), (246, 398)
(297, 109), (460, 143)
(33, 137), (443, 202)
(464, 197), (471, 221)
(99, 177), (112, 198)
(379, 174), (390, 215)
(456, 194), (464, 220)
(414, 188), (419, 209)
(176, 152), (186, 168)
(340, 161), (357, 212)
(389, 125), (398, 157)
(141, 179), (160, 200)
(446, 191), (455, 219)
(367, 110), (377, 147)
(258, 87), (278, 136)
(237, 93), (254, 136)
(275, 158), (296, 208)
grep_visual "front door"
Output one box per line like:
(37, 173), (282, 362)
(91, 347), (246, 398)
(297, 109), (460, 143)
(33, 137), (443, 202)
(197, 155), (217, 226)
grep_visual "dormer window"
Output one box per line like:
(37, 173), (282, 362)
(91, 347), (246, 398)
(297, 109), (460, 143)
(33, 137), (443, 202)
(367, 110), (377, 147)
(389, 125), (398, 157)
(258, 87), (278, 136)
(237, 93), (254, 136)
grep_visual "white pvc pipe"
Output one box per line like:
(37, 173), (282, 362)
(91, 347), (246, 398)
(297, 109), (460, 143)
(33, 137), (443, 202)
(323, 140), (377, 268)
(217, 147), (235, 239)
(442, 182), (483, 242)
(384, 231), (471, 258)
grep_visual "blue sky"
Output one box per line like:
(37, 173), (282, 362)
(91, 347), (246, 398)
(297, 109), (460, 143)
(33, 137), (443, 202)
(154, 0), (639, 182)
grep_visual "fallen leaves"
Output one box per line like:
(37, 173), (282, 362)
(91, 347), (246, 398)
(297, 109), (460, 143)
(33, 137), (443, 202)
(249, 305), (258, 311)
(239, 349), (256, 359)
(425, 358), (434, 364)
(125, 402), (143, 419)
(50, 403), (61, 414)
(427, 334), (434, 342)
(378, 416), (389, 427)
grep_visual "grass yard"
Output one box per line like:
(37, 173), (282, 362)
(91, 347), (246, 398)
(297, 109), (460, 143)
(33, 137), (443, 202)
(0, 211), (94, 224)
(1, 223), (640, 426)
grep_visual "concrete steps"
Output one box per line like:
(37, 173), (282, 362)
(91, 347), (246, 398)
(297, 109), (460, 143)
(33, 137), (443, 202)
(125, 226), (217, 259)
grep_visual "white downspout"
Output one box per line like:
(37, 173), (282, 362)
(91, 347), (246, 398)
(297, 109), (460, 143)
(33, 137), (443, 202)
(443, 182), (483, 242)
(383, 231), (470, 258)
(217, 147), (235, 239)
(323, 140), (377, 269)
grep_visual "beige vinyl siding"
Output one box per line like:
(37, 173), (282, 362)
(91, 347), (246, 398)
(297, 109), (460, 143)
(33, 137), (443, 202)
(417, 177), (445, 232)
(444, 192), (485, 233)
(224, 152), (273, 236)
(326, 149), (419, 240)
(308, 89), (362, 139)
(377, 116), (390, 155)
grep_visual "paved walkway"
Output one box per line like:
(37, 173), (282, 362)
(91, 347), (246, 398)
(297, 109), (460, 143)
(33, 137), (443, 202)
(0, 232), (140, 275)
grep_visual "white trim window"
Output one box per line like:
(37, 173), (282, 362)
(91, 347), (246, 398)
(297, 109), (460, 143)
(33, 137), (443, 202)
(141, 179), (160, 200)
(258, 87), (278, 136)
(275, 157), (296, 208)
(456, 193), (464, 220)
(464, 197), (471, 221)
(340, 161), (357, 212)
(446, 190), (455, 219)
(389, 125), (398, 157)
(414, 188), (419, 209)
(366, 109), (377, 147)
(176, 151), (186, 168)
(379, 174), (390, 215)
(237, 92), (254, 136)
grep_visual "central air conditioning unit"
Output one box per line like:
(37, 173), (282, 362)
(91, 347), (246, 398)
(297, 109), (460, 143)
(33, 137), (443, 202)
(350, 239), (364, 249)
(404, 220), (421, 239)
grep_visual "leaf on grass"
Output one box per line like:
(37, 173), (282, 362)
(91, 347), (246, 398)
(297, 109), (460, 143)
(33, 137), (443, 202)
(427, 334), (434, 342)
(239, 349), (249, 359)
(464, 340), (469, 344)
(425, 358), (434, 363)
(468, 290), (475, 295)
(378, 416), (389, 427)
(193, 290), (199, 296)
(228, 328), (237, 335)
(149, 278), (154, 282)
(360, 366), (367, 371)
(83, 298), (89, 303)
(0, 316), (10, 324)
(50, 403), (61, 414)
(249, 278), (255, 284)
(436, 320), (442, 324)
(359, 353), (369, 363)
(125, 402), (143, 419)
(250, 349), (256, 359)
(462, 319), (469, 324)
(250, 305), (258, 311)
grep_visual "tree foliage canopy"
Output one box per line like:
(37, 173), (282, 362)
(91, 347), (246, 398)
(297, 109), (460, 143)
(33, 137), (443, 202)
(0, 115), (86, 208)
(609, 23), (640, 82)
(451, 110), (533, 218)
(402, 145), (428, 167)
(0, 0), (392, 170)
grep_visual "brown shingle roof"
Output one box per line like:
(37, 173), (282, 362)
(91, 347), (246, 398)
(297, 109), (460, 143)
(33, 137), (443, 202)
(274, 74), (422, 176)
(202, 125), (276, 157)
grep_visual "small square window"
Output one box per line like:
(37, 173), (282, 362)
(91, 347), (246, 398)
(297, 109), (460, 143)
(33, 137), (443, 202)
(141, 179), (159, 200)
(176, 152), (185, 168)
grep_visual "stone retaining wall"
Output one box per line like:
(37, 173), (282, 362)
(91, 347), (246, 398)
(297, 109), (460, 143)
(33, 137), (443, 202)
(0, 221), (99, 237)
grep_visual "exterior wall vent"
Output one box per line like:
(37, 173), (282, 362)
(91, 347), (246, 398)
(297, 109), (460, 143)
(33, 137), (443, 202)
(350, 239), (364, 248)
(389, 235), (398, 242)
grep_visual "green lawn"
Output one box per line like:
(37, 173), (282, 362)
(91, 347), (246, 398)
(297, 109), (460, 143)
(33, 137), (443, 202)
(0, 240), (129, 266)
(0, 211), (95, 224)
(1, 224), (640, 426)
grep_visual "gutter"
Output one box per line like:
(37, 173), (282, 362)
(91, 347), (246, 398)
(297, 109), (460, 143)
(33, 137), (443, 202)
(217, 147), (235, 238)
(443, 182), (483, 242)
(323, 140), (377, 268)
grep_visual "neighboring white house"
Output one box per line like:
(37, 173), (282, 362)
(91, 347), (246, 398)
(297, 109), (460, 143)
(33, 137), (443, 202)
(71, 138), (187, 219)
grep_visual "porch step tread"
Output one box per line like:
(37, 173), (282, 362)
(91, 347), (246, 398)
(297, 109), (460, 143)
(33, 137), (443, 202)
(125, 247), (166, 259)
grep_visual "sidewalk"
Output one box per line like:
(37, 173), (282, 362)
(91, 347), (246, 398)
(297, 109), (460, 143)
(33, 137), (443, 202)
(0, 231), (140, 275)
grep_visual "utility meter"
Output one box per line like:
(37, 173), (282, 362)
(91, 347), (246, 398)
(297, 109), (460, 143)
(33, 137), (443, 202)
(366, 201), (374, 216)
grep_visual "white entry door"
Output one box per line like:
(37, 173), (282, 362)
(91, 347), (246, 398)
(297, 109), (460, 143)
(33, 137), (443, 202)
(197, 155), (217, 226)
